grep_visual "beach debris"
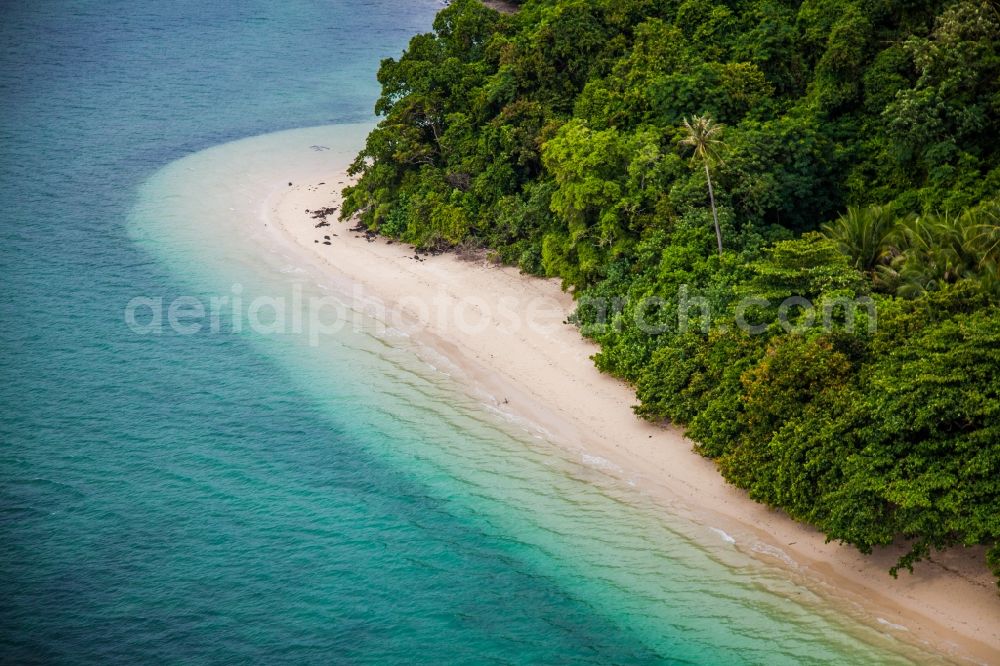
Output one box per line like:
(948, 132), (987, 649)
(323, 241), (332, 245)
(311, 206), (338, 228)
(310, 145), (330, 151)
(288, 182), (293, 186)
(349, 221), (378, 242)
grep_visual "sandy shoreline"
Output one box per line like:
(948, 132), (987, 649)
(263, 171), (1000, 663)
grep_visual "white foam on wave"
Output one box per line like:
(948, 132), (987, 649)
(383, 327), (410, 339)
(750, 541), (796, 566)
(709, 527), (736, 544)
(580, 453), (623, 473)
(876, 618), (909, 632)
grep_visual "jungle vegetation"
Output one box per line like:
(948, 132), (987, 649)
(341, 0), (1000, 583)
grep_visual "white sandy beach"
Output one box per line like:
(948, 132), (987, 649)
(263, 170), (1000, 663)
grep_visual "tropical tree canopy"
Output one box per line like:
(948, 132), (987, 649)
(343, 0), (1000, 584)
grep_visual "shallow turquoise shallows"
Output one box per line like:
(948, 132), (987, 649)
(0, 2), (943, 663)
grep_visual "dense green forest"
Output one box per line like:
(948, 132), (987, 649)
(341, 0), (1000, 583)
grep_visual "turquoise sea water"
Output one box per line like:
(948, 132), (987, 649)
(0, 2), (947, 663)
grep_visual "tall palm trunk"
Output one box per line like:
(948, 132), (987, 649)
(680, 115), (725, 255)
(705, 162), (722, 256)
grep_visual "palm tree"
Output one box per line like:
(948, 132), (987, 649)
(821, 205), (898, 272)
(680, 115), (725, 255)
(891, 213), (953, 297)
(864, 200), (1000, 298)
(960, 200), (1000, 279)
(886, 211), (981, 297)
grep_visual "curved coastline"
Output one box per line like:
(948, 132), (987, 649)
(131, 123), (1000, 663)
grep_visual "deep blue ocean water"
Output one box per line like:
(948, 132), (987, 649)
(0, 2), (945, 663)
